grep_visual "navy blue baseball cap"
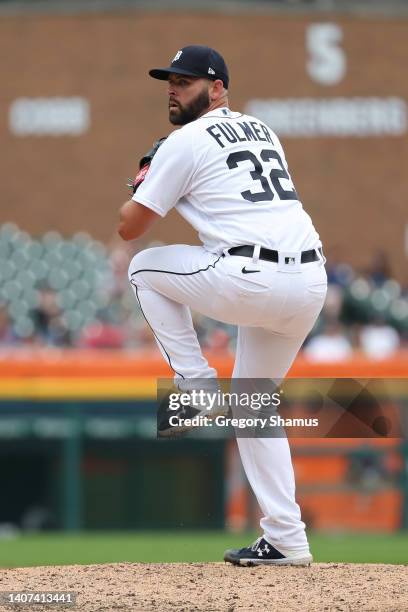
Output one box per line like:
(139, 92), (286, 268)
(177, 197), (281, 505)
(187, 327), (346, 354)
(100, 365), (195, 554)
(149, 45), (229, 89)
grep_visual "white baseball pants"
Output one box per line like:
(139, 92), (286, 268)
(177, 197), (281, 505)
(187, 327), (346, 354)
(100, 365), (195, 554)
(129, 244), (327, 551)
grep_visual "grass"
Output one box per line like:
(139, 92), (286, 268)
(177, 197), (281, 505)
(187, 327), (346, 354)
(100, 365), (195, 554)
(0, 531), (407, 568)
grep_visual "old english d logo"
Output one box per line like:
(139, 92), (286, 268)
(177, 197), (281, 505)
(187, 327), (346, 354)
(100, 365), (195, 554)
(173, 50), (183, 62)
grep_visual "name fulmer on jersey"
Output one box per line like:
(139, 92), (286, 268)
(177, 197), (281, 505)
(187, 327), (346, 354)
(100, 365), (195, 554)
(206, 120), (274, 148)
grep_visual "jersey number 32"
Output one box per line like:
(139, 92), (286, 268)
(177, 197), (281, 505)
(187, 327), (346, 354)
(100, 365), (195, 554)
(226, 149), (298, 203)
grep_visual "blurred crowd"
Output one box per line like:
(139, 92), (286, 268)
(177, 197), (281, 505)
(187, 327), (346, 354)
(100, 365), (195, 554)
(0, 223), (407, 360)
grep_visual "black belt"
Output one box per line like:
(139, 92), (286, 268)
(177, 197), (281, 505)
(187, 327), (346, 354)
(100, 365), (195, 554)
(227, 245), (322, 264)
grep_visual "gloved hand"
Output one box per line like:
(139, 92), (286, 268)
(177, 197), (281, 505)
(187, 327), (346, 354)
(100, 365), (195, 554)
(127, 137), (167, 194)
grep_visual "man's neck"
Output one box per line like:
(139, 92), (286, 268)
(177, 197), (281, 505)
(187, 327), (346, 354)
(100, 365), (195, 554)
(200, 96), (230, 117)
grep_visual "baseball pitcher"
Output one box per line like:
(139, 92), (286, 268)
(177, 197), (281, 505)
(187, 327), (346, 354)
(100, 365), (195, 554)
(118, 45), (327, 566)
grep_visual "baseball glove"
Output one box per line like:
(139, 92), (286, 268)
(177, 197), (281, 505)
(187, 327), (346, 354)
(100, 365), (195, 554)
(127, 137), (167, 194)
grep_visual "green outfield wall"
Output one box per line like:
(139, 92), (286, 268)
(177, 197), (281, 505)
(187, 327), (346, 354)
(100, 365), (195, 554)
(0, 400), (225, 530)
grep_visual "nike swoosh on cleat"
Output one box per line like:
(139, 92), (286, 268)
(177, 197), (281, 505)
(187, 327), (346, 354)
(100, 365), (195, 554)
(242, 267), (260, 274)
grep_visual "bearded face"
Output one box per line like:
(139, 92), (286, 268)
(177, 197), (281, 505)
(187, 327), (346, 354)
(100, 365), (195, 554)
(168, 83), (210, 126)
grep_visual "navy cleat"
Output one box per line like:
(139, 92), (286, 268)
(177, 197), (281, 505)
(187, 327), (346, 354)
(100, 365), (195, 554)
(224, 537), (313, 566)
(157, 390), (229, 438)
(157, 401), (201, 438)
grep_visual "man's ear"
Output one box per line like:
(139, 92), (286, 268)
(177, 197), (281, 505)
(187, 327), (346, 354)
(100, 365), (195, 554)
(210, 79), (225, 101)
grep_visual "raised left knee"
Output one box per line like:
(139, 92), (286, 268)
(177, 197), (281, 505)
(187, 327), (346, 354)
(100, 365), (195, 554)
(128, 248), (153, 285)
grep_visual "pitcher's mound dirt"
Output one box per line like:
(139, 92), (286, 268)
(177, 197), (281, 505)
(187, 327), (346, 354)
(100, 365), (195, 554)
(1, 562), (407, 611)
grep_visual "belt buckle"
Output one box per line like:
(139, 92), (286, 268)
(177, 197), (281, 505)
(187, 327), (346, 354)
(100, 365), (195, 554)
(277, 251), (301, 273)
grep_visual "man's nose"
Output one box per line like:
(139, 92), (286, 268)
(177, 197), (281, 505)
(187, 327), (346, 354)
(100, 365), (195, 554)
(168, 82), (176, 96)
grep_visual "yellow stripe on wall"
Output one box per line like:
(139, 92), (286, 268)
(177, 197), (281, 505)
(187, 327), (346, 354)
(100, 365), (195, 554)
(0, 377), (157, 400)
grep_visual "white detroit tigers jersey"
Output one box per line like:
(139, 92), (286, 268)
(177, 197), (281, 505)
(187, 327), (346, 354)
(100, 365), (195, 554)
(134, 107), (321, 253)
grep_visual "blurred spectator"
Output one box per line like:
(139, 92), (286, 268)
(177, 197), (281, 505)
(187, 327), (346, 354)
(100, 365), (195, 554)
(320, 284), (344, 320)
(0, 223), (407, 355)
(78, 320), (125, 349)
(325, 246), (354, 287)
(0, 303), (15, 345)
(304, 319), (353, 362)
(359, 318), (400, 359)
(31, 287), (72, 346)
(105, 242), (134, 302)
(365, 250), (392, 286)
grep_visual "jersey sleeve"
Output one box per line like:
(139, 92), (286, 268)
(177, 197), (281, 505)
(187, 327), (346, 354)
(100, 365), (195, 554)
(132, 127), (195, 217)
